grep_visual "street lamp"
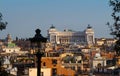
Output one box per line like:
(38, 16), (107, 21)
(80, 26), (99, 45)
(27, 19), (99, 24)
(89, 47), (93, 76)
(29, 29), (47, 76)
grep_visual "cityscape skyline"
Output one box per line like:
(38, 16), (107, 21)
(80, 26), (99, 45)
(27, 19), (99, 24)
(0, 0), (113, 39)
(0, 0), (120, 75)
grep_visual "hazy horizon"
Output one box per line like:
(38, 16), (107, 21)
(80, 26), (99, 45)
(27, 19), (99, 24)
(0, 0), (113, 39)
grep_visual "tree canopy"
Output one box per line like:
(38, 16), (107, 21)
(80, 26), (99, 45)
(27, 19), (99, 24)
(107, 0), (120, 56)
(0, 12), (7, 31)
(0, 12), (8, 76)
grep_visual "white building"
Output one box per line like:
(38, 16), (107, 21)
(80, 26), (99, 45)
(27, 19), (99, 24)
(29, 68), (51, 76)
(48, 25), (95, 45)
(10, 67), (17, 76)
(3, 46), (20, 54)
(93, 53), (106, 72)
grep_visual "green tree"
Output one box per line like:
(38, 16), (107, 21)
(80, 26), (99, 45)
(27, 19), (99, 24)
(107, 0), (120, 56)
(0, 12), (8, 76)
(0, 12), (7, 30)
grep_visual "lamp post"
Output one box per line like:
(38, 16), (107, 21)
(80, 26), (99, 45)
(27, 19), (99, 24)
(29, 29), (47, 76)
(89, 47), (93, 76)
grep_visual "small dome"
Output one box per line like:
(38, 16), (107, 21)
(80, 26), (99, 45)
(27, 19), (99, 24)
(50, 25), (55, 29)
(95, 53), (101, 58)
(87, 24), (92, 29)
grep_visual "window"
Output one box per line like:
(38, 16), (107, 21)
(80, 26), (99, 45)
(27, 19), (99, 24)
(78, 60), (81, 63)
(43, 62), (46, 66)
(52, 59), (57, 65)
(71, 66), (75, 70)
(52, 68), (57, 76)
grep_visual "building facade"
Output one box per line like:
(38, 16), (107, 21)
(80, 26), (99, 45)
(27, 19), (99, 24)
(95, 38), (116, 46)
(41, 57), (75, 76)
(47, 25), (95, 45)
(29, 68), (51, 76)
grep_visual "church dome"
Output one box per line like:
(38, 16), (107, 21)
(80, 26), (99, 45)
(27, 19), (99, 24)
(94, 53), (101, 58)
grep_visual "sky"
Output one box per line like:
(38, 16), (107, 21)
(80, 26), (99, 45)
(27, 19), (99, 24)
(0, 0), (113, 39)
